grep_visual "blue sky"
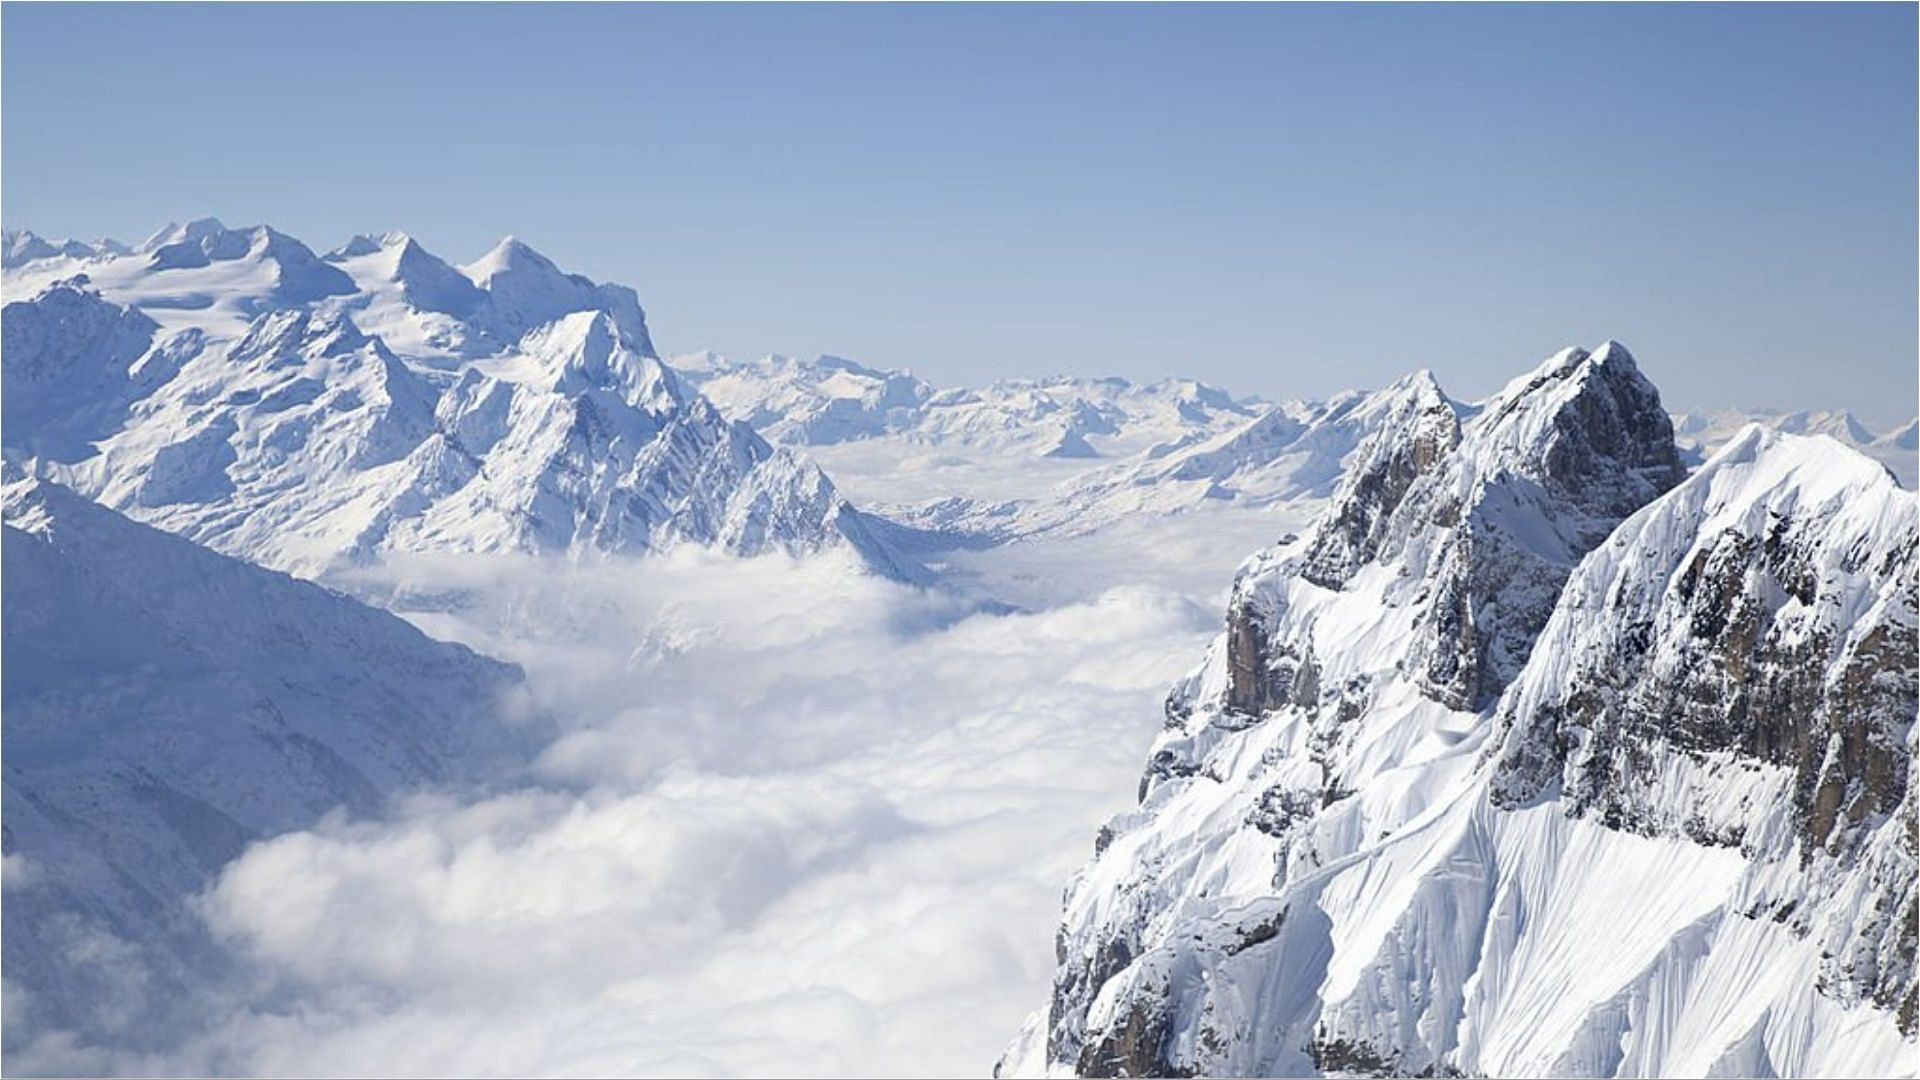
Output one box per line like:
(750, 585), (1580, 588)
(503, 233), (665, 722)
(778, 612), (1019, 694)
(5, 3), (1914, 422)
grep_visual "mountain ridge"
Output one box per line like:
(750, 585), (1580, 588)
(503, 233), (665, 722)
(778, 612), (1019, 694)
(1, 224), (919, 581)
(1002, 347), (1915, 1078)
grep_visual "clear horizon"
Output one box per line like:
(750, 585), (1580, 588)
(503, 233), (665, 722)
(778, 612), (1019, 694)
(4, 3), (1915, 424)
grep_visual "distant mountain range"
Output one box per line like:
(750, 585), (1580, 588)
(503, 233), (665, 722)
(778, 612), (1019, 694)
(2, 222), (916, 581)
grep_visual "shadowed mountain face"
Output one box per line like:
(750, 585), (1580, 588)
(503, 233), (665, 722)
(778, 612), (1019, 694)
(2, 473), (533, 1048)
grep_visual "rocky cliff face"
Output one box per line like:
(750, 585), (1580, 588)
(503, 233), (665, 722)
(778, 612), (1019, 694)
(1489, 425), (1918, 1033)
(1297, 371), (1460, 592)
(1002, 346), (1915, 1079)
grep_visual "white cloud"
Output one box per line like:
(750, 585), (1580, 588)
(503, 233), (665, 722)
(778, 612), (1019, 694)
(91, 543), (1228, 1077)
(2, 853), (35, 890)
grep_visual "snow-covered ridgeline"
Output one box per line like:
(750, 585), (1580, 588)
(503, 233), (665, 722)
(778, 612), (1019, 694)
(673, 346), (1917, 547)
(0, 222), (915, 580)
(1675, 406), (1918, 487)
(1004, 344), (1916, 1078)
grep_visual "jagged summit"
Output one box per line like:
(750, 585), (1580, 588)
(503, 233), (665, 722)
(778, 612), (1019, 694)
(456, 235), (654, 354)
(513, 308), (682, 408)
(136, 215), (227, 253)
(1297, 366), (1460, 589)
(336, 232), (487, 317)
(1286, 341), (1686, 708)
(1007, 346), (1916, 1079)
(1461, 340), (1680, 503)
(0, 219), (914, 580)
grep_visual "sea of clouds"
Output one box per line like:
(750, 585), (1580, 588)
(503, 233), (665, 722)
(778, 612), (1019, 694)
(36, 533), (1244, 1077)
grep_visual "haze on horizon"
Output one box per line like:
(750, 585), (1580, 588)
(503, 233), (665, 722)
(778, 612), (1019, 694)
(3, 3), (1913, 424)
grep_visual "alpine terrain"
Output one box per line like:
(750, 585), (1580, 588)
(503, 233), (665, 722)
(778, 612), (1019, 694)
(3, 223), (1914, 1079)
(0, 223), (915, 580)
(1000, 344), (1917, 1078)
(1, 470), (533, 1050)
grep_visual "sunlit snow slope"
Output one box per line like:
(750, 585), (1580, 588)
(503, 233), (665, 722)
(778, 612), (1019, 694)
(0, 224), (915, 580)
(1002, 344), (1917, 1078)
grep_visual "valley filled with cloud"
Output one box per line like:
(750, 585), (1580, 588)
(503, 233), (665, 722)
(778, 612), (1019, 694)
(19, 530), (1271, 1077)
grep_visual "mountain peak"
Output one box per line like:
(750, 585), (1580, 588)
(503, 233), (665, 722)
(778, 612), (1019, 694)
(519, 309), (679, 409)
(462, 235), (560, 286)
(1588, 337), (1635, 365)
(326, 231), (416, 261)
(456, 236), (655, 356)
(138, 216), (227, 253)
(374, 235), (483, 317)
(1384, 366), (1450, 405)
(326, 234), (385, 260)
(1297, 370), (1461, 589)
(1290, 342), (1685, 707)
(1464, 340), (1680, 509)
(1709, 422), (1903, 493)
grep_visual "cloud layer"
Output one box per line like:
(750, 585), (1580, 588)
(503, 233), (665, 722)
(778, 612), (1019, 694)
(53, 546), (1226, 1076)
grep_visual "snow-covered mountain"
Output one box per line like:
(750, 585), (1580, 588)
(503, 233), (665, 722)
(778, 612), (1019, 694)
(1, 471), (532, 1049)
(9, 219), (1912, 1075)
(1674, 406), (1917, 488)
(680, 350), (1917, 557)
(1001, 343), (1916, 1077)
(679, 350), (1455, 544)
(3, 230), (129, 267)
(676, 351), (936, 446)
(677, 350), (1263, 460)
(0, 224), (915, 580)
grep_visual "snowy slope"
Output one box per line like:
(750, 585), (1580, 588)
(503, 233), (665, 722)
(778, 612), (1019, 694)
(1, 472), (532, 1051)
(1004, 346), (1916, 1078)
(1, 224), (914, 579)
(677, 351), (1260, 460)
(681, 350), (1471, 546)
(680, 352), (1292, 539)
(1489, 426), (1917, 1029)
(1674, 406), (1917, 488)
(678, 351), (934, 445)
